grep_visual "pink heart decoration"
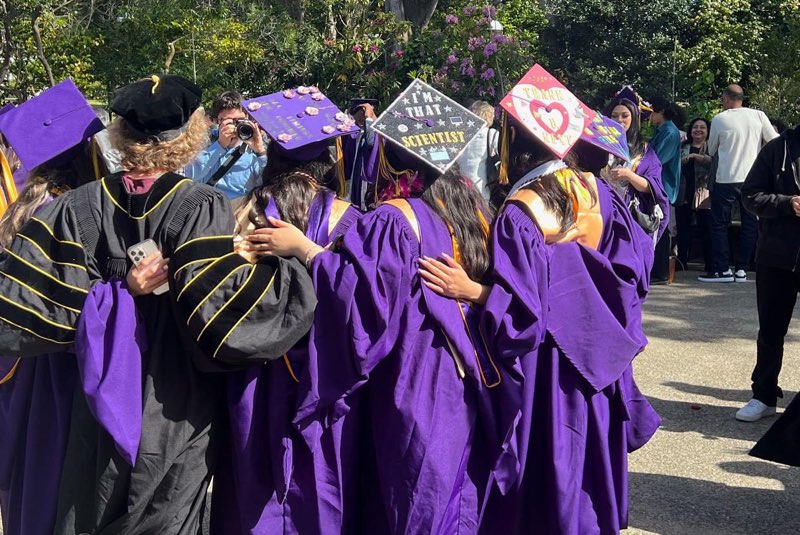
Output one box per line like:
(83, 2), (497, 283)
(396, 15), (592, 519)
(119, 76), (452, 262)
(529, 99), (570, 138)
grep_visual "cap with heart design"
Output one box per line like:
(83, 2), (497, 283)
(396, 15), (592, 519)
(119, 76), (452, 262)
(499, 64), (594, 159)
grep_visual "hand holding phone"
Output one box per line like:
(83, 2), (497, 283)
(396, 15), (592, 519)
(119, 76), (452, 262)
(126, 239), (169, 295)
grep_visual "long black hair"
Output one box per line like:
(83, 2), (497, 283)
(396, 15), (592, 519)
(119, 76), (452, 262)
(421, 165), (492, 281)
(507, 123), (593, 234)
(610, 99), (647, 160)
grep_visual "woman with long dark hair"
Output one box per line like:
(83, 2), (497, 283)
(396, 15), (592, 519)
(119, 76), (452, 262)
(606, 98), (669, 246)
(252, 147), (504, 533)
(212, 159), (362, 533)
(676, 117), (713, 271)
(418, 93), (660, 532)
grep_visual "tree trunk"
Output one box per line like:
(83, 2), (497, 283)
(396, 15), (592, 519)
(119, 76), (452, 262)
(164, 37), (182, 73)
(31, 9), (55, 87)
(0, 0), (13, 88)
(400, 0), (437, 31)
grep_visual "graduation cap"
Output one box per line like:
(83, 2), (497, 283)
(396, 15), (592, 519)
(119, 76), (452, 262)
(0, 79), (104, 173)
(111, 74), (202, 138)
(244, 86), (359, 162)
(602, 85), (652, 120)
(371, 79), (484, 173)
(348, 98), (379, 115)
(579, 113), (629, 161)
(499, 64), (594, 160)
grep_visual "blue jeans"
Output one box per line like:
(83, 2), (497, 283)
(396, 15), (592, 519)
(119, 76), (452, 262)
(710, 182), (758, 273)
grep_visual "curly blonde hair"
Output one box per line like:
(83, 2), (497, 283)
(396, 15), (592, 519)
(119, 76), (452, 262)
(108, 107), (209, 174)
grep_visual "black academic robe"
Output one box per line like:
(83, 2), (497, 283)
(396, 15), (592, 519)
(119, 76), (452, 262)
(0, 172), (316, 534)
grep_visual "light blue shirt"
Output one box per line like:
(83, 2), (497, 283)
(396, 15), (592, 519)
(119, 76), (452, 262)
(650, 120), (682, 204)
(184, 141), (267, 199)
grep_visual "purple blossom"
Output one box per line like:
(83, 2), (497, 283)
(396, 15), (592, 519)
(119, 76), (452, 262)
(436, 66), (448, 76)
(467, 36), (486, 51)
(466, 66), (477, 77)
(483, 43), (498, 58)
(395, 49), (405, 58)
(461, 57), (471, 68)
(352, 45), (362, 53)
(369, 44), (379, 53)
(445, 14), (459, 25)
(451, 81), (462, 91)
(447, 54), (458, 64)
(492, 33), (509, 45)
(481, 67), (495, 80)
(487, 86), (496, 97)
(463, 5), (477, 15)
(482, 6), (497, 17)
(520, 40), (530, 49)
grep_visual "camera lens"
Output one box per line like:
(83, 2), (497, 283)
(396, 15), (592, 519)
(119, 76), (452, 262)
(236, 122), (254, 141)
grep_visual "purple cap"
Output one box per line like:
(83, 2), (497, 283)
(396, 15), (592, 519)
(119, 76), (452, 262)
(603, 85), (652, 120)
(244, 87), (359, 161)
(0, 79), (104, 171)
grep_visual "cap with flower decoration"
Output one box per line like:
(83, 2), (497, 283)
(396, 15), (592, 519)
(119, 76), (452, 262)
(244, 86), (360, 162)
(0, 79), (104, 173)
(371, 78), (484, 173)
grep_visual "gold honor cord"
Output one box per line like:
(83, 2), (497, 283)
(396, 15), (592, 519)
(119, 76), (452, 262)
(0, 358), (21, 385)
(91, 138), (101, 180)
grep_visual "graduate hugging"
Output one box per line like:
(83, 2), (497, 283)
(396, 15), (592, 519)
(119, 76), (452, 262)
(0, 65), (660, 535)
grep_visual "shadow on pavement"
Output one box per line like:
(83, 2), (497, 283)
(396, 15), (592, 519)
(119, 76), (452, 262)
(662, 381), (757, 404)
(629, 464), (799, 535)
(644, 395), (797, 443)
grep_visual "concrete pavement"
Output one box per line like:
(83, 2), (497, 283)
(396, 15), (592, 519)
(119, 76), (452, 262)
(624, 269), (800, 535)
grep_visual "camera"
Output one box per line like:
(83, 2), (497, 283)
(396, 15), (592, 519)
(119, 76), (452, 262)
(234, 119), (255, 141)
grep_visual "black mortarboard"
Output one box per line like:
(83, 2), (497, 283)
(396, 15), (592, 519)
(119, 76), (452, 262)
(110, 74), (202, 138)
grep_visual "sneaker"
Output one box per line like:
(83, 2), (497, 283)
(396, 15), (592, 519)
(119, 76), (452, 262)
(698, 270), (734, 283)
(735, 399), (776, 422)
(734, 269), (747, 282)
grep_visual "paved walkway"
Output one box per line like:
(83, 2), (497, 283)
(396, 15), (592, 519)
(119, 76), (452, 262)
(625, 269), (800, 535)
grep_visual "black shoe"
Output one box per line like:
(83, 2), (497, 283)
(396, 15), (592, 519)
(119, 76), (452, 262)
(697, 270), (734, 283)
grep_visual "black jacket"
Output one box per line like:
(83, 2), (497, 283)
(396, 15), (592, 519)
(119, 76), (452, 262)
(742, 127), (800, 271)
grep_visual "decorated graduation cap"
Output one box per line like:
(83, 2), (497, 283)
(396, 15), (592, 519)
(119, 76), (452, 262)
(244, 86), (359, 160)
(111, 74), (202, 139)
(348, 97), (379, 115)
(499, 64), (593, 160)
(371, 78), (484, 174)
(580, 113), (629, 161)
(0, 79), (105, 173)
(602, 85), (652, 120)
(244, 86), (360, 195)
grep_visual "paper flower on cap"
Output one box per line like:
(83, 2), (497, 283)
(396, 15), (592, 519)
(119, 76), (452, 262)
(277, 133), (293, 143)
(337, 119), (356, 132)
(247, 102), (262, 111)
(297, 86), (311, 95)
(335, 112), (348, 122)
(322, 125), (335, 134)
(305, 106), (319, 116)
(311, 92), (325, 101)
(309, 86), (321, 94)
(282, 89), (296, 99)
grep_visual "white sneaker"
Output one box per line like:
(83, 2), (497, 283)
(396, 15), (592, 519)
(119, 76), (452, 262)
(735, 399), (776, 422)
(734, 269), (747, 282)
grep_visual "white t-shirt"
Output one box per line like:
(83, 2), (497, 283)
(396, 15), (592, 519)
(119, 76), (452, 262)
(707, 107), (778, 184)
(455, 126), (498, 201)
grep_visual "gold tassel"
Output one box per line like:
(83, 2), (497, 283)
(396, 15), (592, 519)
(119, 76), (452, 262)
(0, 151), (17, 219)
(0, 358), (20, 385)
(335, 137), (346, 197)
(91, 138), (101, 180)
(150, 74), (161, 94)
(498, 112), (509, 185)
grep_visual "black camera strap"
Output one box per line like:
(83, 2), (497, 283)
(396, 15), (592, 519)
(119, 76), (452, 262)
(206, 144), (247, 187)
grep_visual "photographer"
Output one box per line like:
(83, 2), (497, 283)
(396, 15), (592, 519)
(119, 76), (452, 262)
(185, 90), (266, 203)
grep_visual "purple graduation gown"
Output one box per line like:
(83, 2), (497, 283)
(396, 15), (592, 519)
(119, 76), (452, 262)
(0, 280), (145, 535)
(295, 199), (515, 535)
(213, 191), (361, 535)
(478, 177), (661, 534)
(630, 146), (670, 239)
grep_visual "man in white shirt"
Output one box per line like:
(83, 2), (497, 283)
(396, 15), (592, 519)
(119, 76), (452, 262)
(698, 85), (778, 283)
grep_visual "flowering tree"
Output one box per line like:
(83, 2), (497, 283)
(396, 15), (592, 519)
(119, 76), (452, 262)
(403, 1), (545, 104)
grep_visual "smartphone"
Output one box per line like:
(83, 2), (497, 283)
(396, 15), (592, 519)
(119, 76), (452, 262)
(126, 239), (169, 295)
